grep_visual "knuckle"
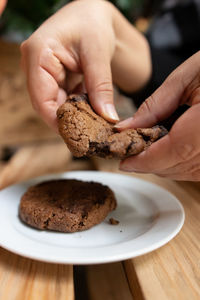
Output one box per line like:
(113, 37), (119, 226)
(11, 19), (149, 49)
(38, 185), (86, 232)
(142, 98), (152, 113)
(31, 100), (39, 112)
(95, 80), (113, 94)
(139, 95), (159, 123)
(174, 143), (197, 162)
(184, 159), (200, 180)
(20, 36), (38, 55)
(20, 39), (30, 54)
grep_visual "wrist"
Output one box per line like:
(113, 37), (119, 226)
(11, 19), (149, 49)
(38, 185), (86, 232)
(111, 8), (152, 93)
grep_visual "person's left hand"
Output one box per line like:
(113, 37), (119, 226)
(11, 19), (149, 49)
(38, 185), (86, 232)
(20, 0), (151, 131)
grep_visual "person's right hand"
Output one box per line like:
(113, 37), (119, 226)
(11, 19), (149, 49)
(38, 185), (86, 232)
(117, 51), (200, 181)
(21, 0), (151, 130)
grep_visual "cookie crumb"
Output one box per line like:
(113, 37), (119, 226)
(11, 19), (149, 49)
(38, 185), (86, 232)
(109, 218), (119, 225)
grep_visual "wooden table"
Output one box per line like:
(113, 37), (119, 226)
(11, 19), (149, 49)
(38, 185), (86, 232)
(1, 38), (199, 300)
(0, 144), (200, 300)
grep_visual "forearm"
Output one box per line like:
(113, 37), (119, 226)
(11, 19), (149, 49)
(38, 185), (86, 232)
(111, 5), (152, 93)
(76, 0), (152, 93)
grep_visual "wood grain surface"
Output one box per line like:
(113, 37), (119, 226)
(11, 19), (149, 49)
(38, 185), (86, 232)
(0, 40), (58, 147)
(92, 157), (200, 300)
(0, 142), (72, 189)
(125, 177), (200, 300)
(86, 263), (132, 300)
(0, 37), (199, 299)
(1, 123), (200, 299)
(0, 248), (74, 300)
(0, 147), (200, 299)
(0, 145), (76, 300)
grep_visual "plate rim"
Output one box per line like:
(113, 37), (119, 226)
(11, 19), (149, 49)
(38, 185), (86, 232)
(0, 171), (185, 264)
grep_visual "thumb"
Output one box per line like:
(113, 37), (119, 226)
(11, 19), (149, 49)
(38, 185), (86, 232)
(116, 51), (200, 130)
(80, 42), (119, 123)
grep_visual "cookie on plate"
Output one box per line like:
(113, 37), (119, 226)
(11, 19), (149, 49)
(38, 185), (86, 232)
(19, 179), (117, 233)
(57, 93), (167, 159)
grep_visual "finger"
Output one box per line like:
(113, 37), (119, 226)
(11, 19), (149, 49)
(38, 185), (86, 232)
(119, 134), (178, 173)
(40, 47), (84, 92)
(20, 53), (26, 72)
(29, 66), (67, 130)
(154, 168), (200, 181)
(39, 48), (67, 89)
(116, 51), (200, 130)
(120, 104), (200, 173)
(21, 41), (68, 130)
(80, 36), (119, 123)
(187, 86), (200, 106)
(26, 58), (67, 130)
(154, 150), (200, 180)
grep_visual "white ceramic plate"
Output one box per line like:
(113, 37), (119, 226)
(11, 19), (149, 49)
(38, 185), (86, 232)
(0, 171), (184, 264)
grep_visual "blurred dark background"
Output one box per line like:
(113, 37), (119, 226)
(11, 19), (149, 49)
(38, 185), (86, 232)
(0, 0), (155, 40)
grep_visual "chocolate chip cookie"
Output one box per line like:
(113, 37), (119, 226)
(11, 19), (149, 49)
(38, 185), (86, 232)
(19, 179), (116, 233)
(57, 94), (167, 159)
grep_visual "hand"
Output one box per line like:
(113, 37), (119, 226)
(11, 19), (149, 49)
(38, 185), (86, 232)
(117, 51), (200, 181)
(21, 0), (151, 130)
(0, 0), (7, 15)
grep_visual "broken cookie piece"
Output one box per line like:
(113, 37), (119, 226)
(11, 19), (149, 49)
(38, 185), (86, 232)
(109, 218), (119, 225)
(57, 94), (167, 159)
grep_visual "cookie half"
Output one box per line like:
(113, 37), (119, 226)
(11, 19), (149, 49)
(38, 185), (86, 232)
(57, 94), (167, 159)
(19, 179), (117, 233)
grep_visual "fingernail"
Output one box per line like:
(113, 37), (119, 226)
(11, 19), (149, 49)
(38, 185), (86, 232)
(102, 104), (119, 122)
(114, 117), (134, 129)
